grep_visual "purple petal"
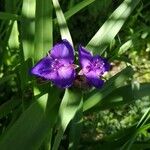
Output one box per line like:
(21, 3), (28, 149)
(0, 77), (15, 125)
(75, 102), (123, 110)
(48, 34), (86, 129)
(50, 39), (74, 63)
(103, 58), (111, 72)
(92, 55), (104, 62)
(31, 57), (57, 80)
(51, 66), (76, 88)
(85, 71), (104, 88)
(92, 55), (110, 75)
(31, 57), (52, 77)
(78, 45), (92, 68)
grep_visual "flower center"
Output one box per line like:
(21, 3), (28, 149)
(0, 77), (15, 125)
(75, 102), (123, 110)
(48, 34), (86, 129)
(92, 59), (104, 70)
(85, 58), (104, 75)
(51, 59), (64, 71)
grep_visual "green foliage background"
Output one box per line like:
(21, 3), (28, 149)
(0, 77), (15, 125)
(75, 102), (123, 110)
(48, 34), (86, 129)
(0, 0), (150, 150)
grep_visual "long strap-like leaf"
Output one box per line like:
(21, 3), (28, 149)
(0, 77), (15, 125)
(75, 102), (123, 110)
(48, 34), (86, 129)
(0, 87), (61, 150)
(83, 66), (134, 112)
(52, 89), (82, 150)
(52, 0), (73, 46)
(54, 0), (95, 23)
(21, 0), (36, 60)
(34, 0), (53, 61)
(86, 0), (140, 55)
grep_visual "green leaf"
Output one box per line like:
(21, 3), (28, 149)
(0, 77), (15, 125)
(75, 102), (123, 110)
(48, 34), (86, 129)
(52, 0), (73, 45)
(15, 59), (33, 111)
(118, 40), (133, 55)
(54, 0), (95, 23)
(138, 123), (150, 134)
(0, 74), (15, 85)
(131, 143), (150, 150)
(93, 126), (137, 149)
(21, 0), (36, 60)
(8, 20), (24, 63)
(16, 58), (33, 92)
(96, 83), (150, 110)
(0, 98), (20, 119)
(137, 107), (150, 128)
(69, 99), (83, 150)
(0, 12), (20, 20)
(34, 0), (53, 61)
(0, 87), (60, 150)
(0, 94), (48, 150)
(83, 66), (134, 112)
(52, 89), (82, 150)
(104, 95), (150, 150)
(120, 107), (150, 150)
(86, 0), (140, 55)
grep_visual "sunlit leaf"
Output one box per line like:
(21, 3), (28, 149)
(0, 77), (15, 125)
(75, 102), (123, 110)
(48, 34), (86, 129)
(52, 0), (73, 46)
(34, 0), (53, 61)
(96, 83), (150, 110)
(52, 89), (82, 150)
(86, 0), (140, 55)
(21, 0), (36, 60)
(118, 40), (133, 55)
(0, 87), (61, 150)
(137, 107), (150, 128)
(54, 0), (95, 23)
(83, 66), (134, 112)
(0, 94), (48, 150)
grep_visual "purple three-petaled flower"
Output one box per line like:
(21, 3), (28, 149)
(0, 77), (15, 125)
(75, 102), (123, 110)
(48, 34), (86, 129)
(31, 39), (76, 88)
(78, 45), (110, 88)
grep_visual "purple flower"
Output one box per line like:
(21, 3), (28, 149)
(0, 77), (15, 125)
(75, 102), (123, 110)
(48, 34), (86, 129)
(78, 45), (110, 88)
(31, 39), (76, 88)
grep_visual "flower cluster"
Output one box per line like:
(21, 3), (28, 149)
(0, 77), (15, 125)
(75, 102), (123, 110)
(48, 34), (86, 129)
(31, 39), (110, 88)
